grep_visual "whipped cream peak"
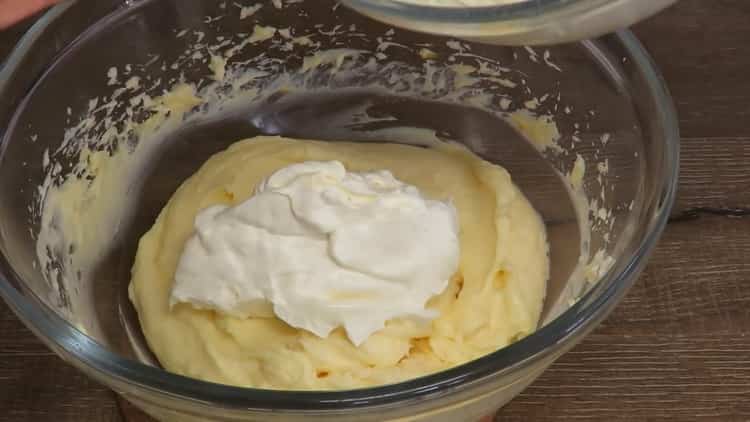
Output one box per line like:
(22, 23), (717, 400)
(171, 160), (460, 345)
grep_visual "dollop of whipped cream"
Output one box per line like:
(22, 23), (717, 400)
(170, 161), (460, 345)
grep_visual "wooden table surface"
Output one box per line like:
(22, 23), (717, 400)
(2, 0), (750, 420)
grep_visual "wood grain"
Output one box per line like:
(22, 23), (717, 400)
(637, 0), (750, 139)
(675, 137), (750, 211)
(0, 305), (122, 421)
(2, 0), (750, 421)
(497, 215), (750, 421)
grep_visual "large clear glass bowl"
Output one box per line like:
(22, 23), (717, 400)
(345, 0), (678, 45)
(0, 0), (678, 421)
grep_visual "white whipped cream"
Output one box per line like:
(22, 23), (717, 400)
(170, 161), (460, 345)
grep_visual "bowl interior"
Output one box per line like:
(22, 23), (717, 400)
(0, 0), (646, 390)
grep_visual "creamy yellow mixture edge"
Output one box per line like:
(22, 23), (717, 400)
(128, 135), (549, 390)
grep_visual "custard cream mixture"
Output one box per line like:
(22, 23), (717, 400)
(129, 136), (548, 389)
(32, 1), (614, 392)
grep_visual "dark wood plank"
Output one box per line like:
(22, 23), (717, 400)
(673, 137), (750, 211)
(635, 0), (750, 139)
(0, 304), (122, 422)
(499, 332), (750, 421)
(607, 217), (750, 337)
(498, 215), (750, 421)
(0, 357), (122, 422)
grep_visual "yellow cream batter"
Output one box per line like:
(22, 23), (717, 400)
(128, 135), (549, 390)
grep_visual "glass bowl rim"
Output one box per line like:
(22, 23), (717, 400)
(0, 1), (679, 413)
(344, 0), (612, 24)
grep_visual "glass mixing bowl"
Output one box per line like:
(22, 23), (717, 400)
(0, 0), (678, 421)
(344, 0), (678, 45)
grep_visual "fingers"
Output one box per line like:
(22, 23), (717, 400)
(0, 0), (60, 29)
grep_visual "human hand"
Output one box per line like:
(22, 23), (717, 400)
(0, 0), (60, 29)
